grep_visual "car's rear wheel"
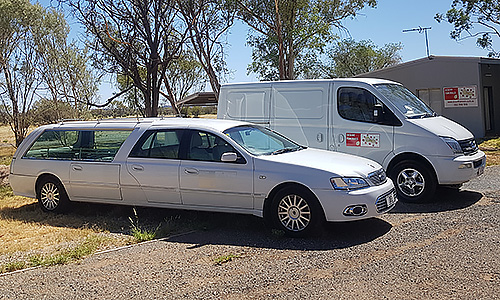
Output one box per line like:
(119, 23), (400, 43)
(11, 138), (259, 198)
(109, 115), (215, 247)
(37, 177), (69, 213)
(389, 160), (436, 203)
(272, 186), (323, 237)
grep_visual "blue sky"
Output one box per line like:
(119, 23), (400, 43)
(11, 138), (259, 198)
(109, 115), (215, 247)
(43, 0), (490, 101)
(225, 0), (489, 83)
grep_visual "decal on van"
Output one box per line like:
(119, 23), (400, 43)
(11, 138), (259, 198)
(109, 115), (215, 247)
(346, 133), (380, 148)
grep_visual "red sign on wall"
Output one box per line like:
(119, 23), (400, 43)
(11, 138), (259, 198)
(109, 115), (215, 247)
(443, 86), (477, 107)
(443, 87), (459, 101)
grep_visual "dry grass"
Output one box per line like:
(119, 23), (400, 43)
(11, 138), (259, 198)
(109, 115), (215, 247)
(479, 137), (500, 166)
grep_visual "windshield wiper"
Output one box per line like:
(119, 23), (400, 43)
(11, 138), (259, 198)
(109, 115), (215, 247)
(271, 146), (303, 155)
(408, 113), (434, 119)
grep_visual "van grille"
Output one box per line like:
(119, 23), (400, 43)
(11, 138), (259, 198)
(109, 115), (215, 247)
(368, 169), (387, 186)
(376, 189), (397, 213)
(459, 139), (478, 156)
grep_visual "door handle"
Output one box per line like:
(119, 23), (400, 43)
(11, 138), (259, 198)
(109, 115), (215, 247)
(184, 168), (199, 175)
(132, 165), (144, 171)
(72, 165), (83, 171)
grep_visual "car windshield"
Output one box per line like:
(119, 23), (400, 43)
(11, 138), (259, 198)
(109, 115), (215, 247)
(375, 83), (436, 119)
(224, 125), (304, 156)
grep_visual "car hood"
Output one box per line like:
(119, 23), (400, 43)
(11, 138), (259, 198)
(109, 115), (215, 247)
(408, 116), (474, 140)
(258, 148), (382, 178)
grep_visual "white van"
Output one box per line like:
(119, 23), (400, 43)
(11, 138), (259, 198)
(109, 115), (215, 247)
(217, 78), (486, 203)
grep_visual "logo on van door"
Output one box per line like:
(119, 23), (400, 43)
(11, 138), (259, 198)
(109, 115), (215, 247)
(346, 133), (380, 148)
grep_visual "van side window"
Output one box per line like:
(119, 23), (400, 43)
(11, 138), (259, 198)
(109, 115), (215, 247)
(129, 130), (184, 159)
(24, 130), (131, 161)
(338, 88), (382, 123)
(186, 130), (242, 163)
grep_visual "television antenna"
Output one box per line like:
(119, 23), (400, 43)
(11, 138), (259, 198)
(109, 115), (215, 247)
(403, 26), (432, 58)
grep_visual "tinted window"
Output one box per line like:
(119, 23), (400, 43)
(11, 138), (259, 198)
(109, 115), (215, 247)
(24, 130), (131, 161)
(129, 130), (184, 159)
(338, 87), (381, 123)
(187, 130), (240, 162)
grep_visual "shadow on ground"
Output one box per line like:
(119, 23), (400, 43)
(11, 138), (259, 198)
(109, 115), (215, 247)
(161, 215), (392, 251)
(389, 186), (483, 214)
(1, 200), (392, 251)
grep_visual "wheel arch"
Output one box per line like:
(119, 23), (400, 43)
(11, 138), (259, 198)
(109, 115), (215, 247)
(35, 173), (67, 196)
(262, 182), (325, 224)
(387, 152), (437, 181)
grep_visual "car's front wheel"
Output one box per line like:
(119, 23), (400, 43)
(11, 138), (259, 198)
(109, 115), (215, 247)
(37, 177), (70, 213)
(271, 186), (323, 237)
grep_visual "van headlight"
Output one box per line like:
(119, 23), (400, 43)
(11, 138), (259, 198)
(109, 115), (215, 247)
(331, 177), (369, 190)
(441, 137), (463, 154)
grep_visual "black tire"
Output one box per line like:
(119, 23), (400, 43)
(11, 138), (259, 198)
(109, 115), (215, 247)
(271, 186), (323, 237)
(389, 160), (437, 203)
(37, 177), (70, 213)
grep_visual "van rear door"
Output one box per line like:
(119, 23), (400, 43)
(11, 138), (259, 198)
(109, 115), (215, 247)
(218, 86), (271, 126)
(332, 83), (396, 165)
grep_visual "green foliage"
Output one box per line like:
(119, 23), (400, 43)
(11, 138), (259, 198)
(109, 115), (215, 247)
(0, 0), (97, 146)
(436, 0), (500, 57)
(235, 0), (377, 80)
(323, 39), (403, 78)
(31, 98), (81, 125)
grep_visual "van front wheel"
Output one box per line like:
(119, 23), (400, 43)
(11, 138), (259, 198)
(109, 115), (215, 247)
(389, 160), (436, 203)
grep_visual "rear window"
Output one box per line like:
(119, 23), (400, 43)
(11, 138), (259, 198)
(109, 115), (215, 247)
(24, 130), (132, 161)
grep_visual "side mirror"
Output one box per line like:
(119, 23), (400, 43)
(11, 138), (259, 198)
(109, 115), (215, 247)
(373, 104), (383, 123)
(221, 152), (238, 162)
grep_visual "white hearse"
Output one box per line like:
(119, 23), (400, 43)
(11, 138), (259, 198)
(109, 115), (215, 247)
(9, 118), (396, 236)
(217, 78), (486, 203)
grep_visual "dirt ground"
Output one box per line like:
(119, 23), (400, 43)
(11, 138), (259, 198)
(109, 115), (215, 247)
(0, 167), (498, 299)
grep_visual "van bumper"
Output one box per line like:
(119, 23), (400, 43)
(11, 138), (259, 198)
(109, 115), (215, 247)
(315, 179), (396, 222)
(432, 150), (486, 185)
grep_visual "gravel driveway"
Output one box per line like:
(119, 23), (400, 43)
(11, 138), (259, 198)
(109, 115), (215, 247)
(1, 167), (499, 300)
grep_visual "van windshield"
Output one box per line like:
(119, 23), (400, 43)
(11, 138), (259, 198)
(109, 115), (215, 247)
(375, 84), (436, 119)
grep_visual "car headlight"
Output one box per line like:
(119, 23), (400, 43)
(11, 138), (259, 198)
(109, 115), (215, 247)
(331, 177), (369, 190)
(441, 137), (463, 154)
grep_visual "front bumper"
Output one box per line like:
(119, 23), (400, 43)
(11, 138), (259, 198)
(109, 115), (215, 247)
(431, 150), (486, 185)
(315, 179), (396, 222)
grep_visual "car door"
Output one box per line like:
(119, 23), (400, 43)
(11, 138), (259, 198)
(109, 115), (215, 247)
(126, 129), (184, 204)
(179, 130), (254, 209)
(332, 84), (396, 165)
(69, 130), (132, 201)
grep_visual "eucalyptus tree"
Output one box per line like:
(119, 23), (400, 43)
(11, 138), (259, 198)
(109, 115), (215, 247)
(65, 0), (190, 116)
(0, 0), (95, 146)
(233, 0), (377, 80)
(176, 0), (235, 98)
(436, 0), (500, 57)
(323, 39), (403, 78)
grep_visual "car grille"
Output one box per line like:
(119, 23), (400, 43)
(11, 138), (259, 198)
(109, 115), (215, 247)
(368, 169), (387, 186)
(376, 189), (397, 213)
(459, 138), (478, 156)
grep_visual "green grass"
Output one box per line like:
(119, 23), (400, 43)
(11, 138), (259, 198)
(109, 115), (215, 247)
(129, 208), (158, 243)
(214, 254), (240, 265)
(0, 235), (106, 274)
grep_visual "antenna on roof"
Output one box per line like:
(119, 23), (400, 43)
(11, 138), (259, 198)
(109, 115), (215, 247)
(403, 26), (432, 58)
